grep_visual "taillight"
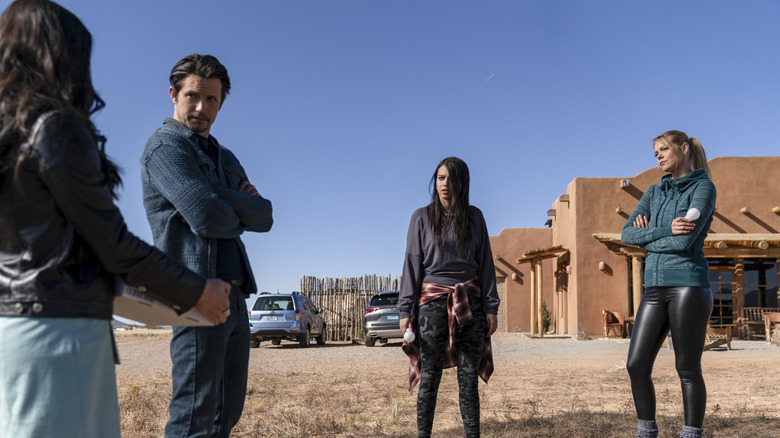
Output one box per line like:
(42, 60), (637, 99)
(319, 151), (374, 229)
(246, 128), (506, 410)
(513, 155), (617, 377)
(364, 307), (378, 315)
(294, 310), (302, 321)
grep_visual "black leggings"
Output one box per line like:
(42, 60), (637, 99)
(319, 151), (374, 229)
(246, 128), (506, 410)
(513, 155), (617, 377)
(626, 286), (713, 428)
(416, 297), (485, 438)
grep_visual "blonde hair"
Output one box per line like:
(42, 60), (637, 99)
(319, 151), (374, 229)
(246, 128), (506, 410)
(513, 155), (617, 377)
(654, 130), (711, 179)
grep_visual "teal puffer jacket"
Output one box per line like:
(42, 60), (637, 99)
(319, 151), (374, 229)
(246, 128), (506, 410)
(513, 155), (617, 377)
(621, 169), (716, 288)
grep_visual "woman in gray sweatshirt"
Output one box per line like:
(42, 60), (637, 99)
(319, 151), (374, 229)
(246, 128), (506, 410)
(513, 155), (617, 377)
(399, 157), (500, 438)
(621, 130), (717, 438)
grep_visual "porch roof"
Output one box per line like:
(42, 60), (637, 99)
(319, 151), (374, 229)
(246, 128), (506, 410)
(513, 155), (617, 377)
(593, 233), (780, 258)
(516, 245), (569, 264)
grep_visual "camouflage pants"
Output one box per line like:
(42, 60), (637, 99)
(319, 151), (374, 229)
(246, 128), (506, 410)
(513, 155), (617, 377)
(416, 296), (485, 438)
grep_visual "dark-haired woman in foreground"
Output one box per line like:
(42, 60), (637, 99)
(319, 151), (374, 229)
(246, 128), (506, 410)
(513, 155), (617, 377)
(0, 1), (230, 436)
(399, 156), (500, 438)
(622, 131), (716, 438)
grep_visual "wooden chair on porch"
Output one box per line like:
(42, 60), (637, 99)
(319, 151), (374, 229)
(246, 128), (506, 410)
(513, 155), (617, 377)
(602, 310), (625, 338)
(737, 307), (780, 339)
(703, 324), (731, 351)
(763, 312), (780, 344)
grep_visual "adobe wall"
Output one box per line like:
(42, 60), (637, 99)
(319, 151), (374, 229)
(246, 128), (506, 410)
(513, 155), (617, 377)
(489, 227), (553, 332)
(570, 177), (635, 335)
(550, 186), (576, 333)
(706, 157), (780, 235)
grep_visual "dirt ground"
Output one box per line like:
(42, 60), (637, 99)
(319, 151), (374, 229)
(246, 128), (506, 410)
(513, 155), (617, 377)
(114, 330), (780, 437)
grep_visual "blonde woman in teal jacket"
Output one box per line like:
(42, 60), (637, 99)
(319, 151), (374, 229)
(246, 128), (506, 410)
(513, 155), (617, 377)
(621, 130), (716, 438)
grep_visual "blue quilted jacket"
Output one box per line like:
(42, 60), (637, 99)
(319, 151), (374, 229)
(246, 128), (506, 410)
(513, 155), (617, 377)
(621, 169), (716, 288)
(141, 118), (273, 295)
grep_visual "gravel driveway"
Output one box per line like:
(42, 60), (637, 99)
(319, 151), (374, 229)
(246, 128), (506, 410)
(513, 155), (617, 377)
(115, 331), (777, 378)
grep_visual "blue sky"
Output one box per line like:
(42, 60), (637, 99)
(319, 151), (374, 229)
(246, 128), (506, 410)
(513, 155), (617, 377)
(51, 0), (780, 294)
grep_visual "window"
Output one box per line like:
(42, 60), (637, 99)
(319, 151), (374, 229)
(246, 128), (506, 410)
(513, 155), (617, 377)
(253, 297), (293, 311)
(370, 293), (399, 307)
(743, 259), (778, 308)
(709, 260), (734, 324)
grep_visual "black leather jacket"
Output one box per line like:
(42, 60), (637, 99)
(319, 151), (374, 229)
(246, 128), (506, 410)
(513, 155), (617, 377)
(0, 111), (205, 319)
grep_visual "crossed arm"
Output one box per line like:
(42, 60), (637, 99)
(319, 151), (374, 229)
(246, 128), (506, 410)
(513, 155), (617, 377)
(145, 143), (273, 238)
(621, 182), (716, 253)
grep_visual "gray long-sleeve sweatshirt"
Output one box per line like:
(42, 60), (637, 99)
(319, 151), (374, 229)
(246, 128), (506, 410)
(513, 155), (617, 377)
(398, 205), (500, 319)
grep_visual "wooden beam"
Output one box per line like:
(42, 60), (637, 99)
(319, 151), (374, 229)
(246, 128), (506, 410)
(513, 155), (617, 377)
(517, 247), (569, 264)
(696, 249), (780, 258)
(593, 233), (780, 258)
(619, 248), (647, 257)
(726, 240), (770, 249)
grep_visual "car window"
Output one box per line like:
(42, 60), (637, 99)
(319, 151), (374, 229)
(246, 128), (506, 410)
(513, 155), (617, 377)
(370, 294), (399, 307)
(253, 297), (293, 311)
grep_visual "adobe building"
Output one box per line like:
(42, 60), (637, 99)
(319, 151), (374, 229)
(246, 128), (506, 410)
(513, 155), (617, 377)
(490, 156), (780, 338)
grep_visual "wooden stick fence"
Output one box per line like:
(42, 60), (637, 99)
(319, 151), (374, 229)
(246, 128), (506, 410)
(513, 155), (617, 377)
(301, 274), (400, 342)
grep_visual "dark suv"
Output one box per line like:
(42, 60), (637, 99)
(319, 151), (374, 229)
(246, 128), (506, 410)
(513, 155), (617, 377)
(363, 291), (402, 347)
(249, 293), (326, 348)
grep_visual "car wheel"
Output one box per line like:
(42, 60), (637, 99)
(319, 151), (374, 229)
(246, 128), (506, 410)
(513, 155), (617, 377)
(315, 324), (326, 345)
(298, 326), (311, 347)
(250, 338), (260, 348)
(364, 336), (375, 347)
(271, 339), (281, 345)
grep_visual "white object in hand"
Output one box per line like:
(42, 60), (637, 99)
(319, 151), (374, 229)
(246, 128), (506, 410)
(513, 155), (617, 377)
(685, 208), (701, 221)
(403, 328), (416, 343)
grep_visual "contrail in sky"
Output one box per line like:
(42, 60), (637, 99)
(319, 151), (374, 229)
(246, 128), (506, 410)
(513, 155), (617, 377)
(483, 73), (495, 83)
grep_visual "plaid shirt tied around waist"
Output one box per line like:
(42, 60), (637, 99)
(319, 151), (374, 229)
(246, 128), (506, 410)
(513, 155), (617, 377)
(401, 277), (494, 392)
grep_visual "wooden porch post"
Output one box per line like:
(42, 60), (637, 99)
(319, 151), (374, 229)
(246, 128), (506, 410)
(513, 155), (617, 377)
(536, 256), (544, 338)
(529, 259), (537, 336)
(551, 278), (557, 335)
(516, 246), (568, 336)
(562, 281), (568, 335)
(632, 256), (643, 315)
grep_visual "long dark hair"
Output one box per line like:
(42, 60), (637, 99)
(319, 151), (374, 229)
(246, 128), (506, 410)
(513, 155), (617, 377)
(427, 156), (471, 257)
(0, 0), (120, 196)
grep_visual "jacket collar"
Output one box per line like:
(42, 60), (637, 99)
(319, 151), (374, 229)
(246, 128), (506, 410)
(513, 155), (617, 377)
(660, 168), (707, 191)
(162, 117), (221, 147)
(162, 117), (222, 169)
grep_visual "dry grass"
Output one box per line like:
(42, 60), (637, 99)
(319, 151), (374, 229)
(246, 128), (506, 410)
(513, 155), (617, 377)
(114, 327), (172, 344)
(116, 332), (780, 437)
(118, 375), (172, 436)
(119, 371), (780, 437)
